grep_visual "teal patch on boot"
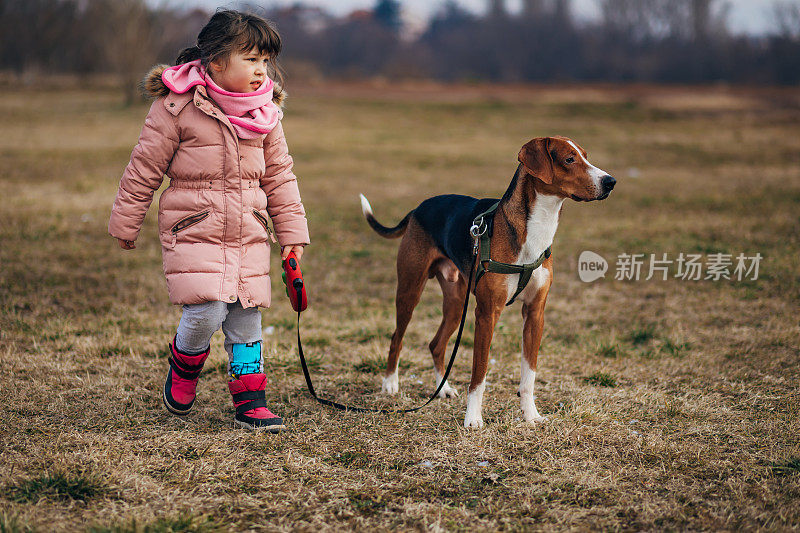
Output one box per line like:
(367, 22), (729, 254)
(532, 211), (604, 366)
(230, 341), (262, 377)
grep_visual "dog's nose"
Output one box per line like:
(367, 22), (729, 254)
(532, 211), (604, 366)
(601, 175), (616, 192)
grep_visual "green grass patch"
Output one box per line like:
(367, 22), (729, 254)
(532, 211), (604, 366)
(626, 323), (659, 345)
(348, 491), (387, 515)
(596, 342), (625, 358)
(8, 469), (108, 503)
(661, 338), (691, 358)
(770, 458), (800, 476)
(0, 512), (34, 533)
(583, 372), (618, 387)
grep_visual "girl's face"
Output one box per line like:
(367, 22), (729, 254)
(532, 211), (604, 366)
(209, 47), (269, 93)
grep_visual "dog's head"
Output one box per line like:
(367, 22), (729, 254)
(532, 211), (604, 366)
(518, 137), (615, 202)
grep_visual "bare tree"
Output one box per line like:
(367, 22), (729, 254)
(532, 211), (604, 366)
(600, 0), (680, 41)
(99, 0), (159, 104)
(0, 0), (797, 87)
(773, 0), (800, 39)
(0, 0), (78, 74)
(521, 0), (545, 18)
(692, 0), (711, 41)
(553, 0), (572, 25)
(488, 0), (506, 18)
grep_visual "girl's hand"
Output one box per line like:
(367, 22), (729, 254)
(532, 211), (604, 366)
(117, 238), (136, 250)
(281, 244), (304, 262)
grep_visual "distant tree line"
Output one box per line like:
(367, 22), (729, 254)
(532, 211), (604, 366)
(2, 0), (800, 94)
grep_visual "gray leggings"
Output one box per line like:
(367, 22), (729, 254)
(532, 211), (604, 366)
(174, 300), (262, 370)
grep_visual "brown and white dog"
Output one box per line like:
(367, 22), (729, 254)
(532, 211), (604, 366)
(360, 137), (615, 428)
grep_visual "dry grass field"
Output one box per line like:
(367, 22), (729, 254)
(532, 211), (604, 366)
(1, 80), (799, 532)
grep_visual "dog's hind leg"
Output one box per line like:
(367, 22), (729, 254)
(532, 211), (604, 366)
(382, 225), (432, 395)
(428, 259), (466, 398)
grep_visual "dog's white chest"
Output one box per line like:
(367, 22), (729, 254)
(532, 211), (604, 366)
(506, 194), (564, 303)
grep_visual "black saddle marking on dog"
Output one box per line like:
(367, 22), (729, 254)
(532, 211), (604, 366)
(411, 194), (500, 277)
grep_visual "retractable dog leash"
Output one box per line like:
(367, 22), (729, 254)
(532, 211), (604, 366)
(283, 250), (478, 413)
(281, 252), (307, 312)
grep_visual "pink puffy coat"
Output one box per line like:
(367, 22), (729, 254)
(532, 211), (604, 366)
(108, 66), (310, 308)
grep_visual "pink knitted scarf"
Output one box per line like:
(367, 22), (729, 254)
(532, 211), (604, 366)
(161, 60), (282, 139)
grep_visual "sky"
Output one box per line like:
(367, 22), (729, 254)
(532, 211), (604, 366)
(163, 0), (784, 35)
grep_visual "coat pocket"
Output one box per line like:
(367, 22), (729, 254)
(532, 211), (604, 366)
(253, 209), (277, 243)
(172, 210), (210, 234)
(164, 210), (211, 249)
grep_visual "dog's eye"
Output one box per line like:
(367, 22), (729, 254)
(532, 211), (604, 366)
(565, 157), (575, 164)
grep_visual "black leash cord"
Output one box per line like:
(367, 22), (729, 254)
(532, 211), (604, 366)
(295, 252), (478, 413)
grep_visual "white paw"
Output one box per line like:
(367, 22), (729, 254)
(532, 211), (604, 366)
(524, 414), (548, 424)
(521, 393), (547, 424)
(522, 403), (548, 424)
(436, 380), (459, 399)
(464, 382), (485, 429)
(381, 373), (399, 395)
(464, 412), (484, 429)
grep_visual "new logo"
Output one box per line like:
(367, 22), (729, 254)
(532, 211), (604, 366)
(578, 250), (608, 282)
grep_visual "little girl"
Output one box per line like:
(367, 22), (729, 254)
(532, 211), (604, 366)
(108, 10), (309, 432)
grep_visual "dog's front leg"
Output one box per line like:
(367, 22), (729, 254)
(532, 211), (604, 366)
(519, 268), (552, 424)
(464, 293), (504, 429)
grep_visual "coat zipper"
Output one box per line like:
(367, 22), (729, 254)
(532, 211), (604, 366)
(253, 209), (277, 243)
(171, 210), (210, 234)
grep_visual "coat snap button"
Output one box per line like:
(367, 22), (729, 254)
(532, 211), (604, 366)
(169, 102), (175, 107)
(229, 295), (236, 302)
(195, 102), (201, 107)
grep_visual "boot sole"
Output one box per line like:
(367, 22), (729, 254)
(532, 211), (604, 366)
(234, 419), (286, 433)
(163, 388), (193, 416)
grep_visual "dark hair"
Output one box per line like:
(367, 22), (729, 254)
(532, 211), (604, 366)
(176, 9), (284, 86)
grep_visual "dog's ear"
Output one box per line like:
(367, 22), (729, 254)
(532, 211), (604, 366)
(518, 137), (554, 184)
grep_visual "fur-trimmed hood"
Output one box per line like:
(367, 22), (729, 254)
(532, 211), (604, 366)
(140, 64), (286, 108)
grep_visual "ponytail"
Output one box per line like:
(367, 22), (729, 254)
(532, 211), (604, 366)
(175, 45), (201, 65)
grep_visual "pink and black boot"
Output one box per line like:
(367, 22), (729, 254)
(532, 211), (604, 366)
(163, 338), (210, 415)
(228, 373), (285, 432)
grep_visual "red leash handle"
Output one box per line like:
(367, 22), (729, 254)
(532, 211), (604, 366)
(282, 251), (307, 312)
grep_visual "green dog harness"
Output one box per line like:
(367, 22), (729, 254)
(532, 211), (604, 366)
(470, 201), (551, 306)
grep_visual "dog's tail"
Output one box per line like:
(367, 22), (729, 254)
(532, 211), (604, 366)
(359, 194), (410, 239)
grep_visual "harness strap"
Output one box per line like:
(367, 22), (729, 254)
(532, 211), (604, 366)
(472, 203), (551, 306)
